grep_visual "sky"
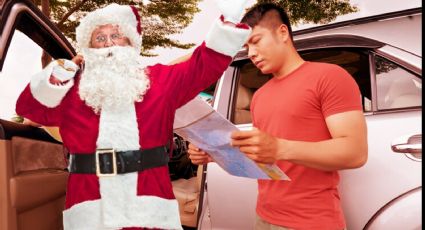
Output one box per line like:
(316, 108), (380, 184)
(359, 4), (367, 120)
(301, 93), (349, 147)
(141, 0), (422, 66)
(0, 0), (422, 120)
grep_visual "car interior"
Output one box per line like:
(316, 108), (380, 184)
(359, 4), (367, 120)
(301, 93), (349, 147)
(167, 134), (202, 229)
(231, 61), (272, 124)
(231, 47), (374, 125)
(302, 49), (372, 112)
(374, 55), (422, 110)
(0, 119), (68, 230)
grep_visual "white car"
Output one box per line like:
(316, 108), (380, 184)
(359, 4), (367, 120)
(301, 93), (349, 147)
(197, 7), (422, 230)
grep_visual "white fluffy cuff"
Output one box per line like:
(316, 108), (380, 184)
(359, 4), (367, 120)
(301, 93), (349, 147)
(205, 18), (251, 57)
(30, 61), (74, 108)
(52, 59), (79, 81)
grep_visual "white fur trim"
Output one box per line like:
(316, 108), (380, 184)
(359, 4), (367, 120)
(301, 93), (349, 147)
(96, 104), (140, 151)
(52, 59), (79, 82)
(63, 172), (182, 230)
(30, 61), (74, 108)
(76, 3), (141, 52)
(205, 18), (251, 57)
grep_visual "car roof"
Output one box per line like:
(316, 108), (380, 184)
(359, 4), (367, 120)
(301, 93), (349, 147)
(233, 7), (421, 63)
(292, 7), (422, 37)
(293, 7), (422, 57)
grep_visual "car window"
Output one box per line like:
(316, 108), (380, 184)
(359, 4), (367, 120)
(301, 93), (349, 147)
(0, 31), (43, 120)
(302, 49), (372, 112)
(231, 48), (372, 124)
(199, 82), (217, 105)
(231, 61), (272, 124)
(375, 55), (422, 110)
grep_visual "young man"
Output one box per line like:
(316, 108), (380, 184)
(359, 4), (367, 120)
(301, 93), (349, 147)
(188, 3), (368, 230)
(16, 2), (251, 229)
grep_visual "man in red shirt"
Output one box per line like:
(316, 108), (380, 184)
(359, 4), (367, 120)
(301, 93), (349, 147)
(188, 3), (368, 230)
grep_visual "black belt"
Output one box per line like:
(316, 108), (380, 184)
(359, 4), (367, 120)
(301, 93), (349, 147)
(69, 146), (169, 176)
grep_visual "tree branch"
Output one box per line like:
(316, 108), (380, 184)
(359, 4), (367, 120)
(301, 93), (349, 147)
(57, 0), (90, 28)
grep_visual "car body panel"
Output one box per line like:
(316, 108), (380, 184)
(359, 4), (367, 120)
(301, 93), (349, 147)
(365, 187), (421, 230)
(340, 111), (421, 230)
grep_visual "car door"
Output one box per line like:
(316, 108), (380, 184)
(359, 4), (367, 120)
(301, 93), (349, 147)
(199, 28), (421, 230)
(0, 0), (75, 229)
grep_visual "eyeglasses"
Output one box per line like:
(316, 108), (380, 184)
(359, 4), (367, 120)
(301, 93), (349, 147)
(94, 33), (125, 44)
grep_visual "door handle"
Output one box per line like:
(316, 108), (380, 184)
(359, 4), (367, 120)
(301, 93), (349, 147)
(391, 134), (422, 161)
(391, 143), (421, 154)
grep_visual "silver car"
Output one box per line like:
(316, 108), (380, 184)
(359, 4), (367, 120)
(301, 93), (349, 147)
(197, 7), (422, 230)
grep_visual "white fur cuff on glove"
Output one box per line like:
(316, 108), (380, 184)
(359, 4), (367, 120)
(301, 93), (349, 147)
(52, 59), (79, 82)
(205, 18), (251, 57)
(30, 61), (74, 108)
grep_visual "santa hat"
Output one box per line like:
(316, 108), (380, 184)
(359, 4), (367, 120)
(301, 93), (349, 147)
(76, 3), (142, 51)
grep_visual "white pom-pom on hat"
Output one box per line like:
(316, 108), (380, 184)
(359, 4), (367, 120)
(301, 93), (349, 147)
(76, 3), (142, 51)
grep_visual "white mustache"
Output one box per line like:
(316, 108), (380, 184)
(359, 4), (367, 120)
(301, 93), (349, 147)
(78, 46), (149, 113)
(84, 47), (116, 58)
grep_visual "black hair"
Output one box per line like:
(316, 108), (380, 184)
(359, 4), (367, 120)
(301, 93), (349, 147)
(241, 3), (293, 40)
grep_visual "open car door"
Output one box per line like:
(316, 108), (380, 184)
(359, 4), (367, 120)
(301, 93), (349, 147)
(0, 0), (75, 229)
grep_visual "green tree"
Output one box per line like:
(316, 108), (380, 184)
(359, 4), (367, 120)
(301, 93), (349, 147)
(34, 0), (201, 56)
(34, 0), (357, 55)
(255, 0), (358, 25)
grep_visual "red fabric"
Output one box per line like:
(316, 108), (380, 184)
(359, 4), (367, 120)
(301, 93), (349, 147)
(251, 62), (362, 230)
(219, 15), (250, 29)
(15, 43), (232, 223)
(130, 5), (142, 34)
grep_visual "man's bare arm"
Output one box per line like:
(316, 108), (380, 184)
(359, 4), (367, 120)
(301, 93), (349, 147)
(231, 110), (368, 171)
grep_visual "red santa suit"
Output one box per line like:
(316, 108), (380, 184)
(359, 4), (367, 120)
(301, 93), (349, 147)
(15, 3), (250, 230)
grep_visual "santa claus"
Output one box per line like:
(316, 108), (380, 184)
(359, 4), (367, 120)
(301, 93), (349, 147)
(16, 1), (251, 230)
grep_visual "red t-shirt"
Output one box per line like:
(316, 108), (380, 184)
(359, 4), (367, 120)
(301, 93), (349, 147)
(251, 61), (362, 230)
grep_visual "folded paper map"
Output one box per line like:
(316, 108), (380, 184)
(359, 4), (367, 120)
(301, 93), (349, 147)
(174, 97), (290, 180)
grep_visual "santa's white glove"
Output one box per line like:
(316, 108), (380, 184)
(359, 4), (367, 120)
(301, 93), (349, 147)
(217, 0), (250, 24)
(51, 59), (79, 82)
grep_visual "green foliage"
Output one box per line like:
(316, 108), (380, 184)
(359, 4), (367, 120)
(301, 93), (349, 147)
(36, 0), (356, 55)
(141, 0), (200, 55)
(35, 0), (201, 55)
(255, 0), (358, 25)
(375, 55), (398, 74)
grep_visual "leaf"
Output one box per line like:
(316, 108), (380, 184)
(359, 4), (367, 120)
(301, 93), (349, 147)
(38, 0), (357, 54)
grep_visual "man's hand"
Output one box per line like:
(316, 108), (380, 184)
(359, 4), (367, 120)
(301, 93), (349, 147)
(49, 55), (84, 85)
(231, 128), (282, 164)
(217, 0), (250, 24)
(187, 143), (213, 165)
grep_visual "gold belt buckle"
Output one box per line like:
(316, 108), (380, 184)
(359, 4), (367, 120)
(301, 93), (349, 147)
(95, 148), (117, 177)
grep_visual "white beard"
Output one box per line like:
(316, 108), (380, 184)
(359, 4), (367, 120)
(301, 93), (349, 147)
(78, 46), (150, 113)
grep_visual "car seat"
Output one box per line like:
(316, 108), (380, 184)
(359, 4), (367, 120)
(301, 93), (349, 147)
(172, 165), (203, 228)
(0, 120), (68, 230)
(387, 78), (421, 108)
(233, 84), (253, 124)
